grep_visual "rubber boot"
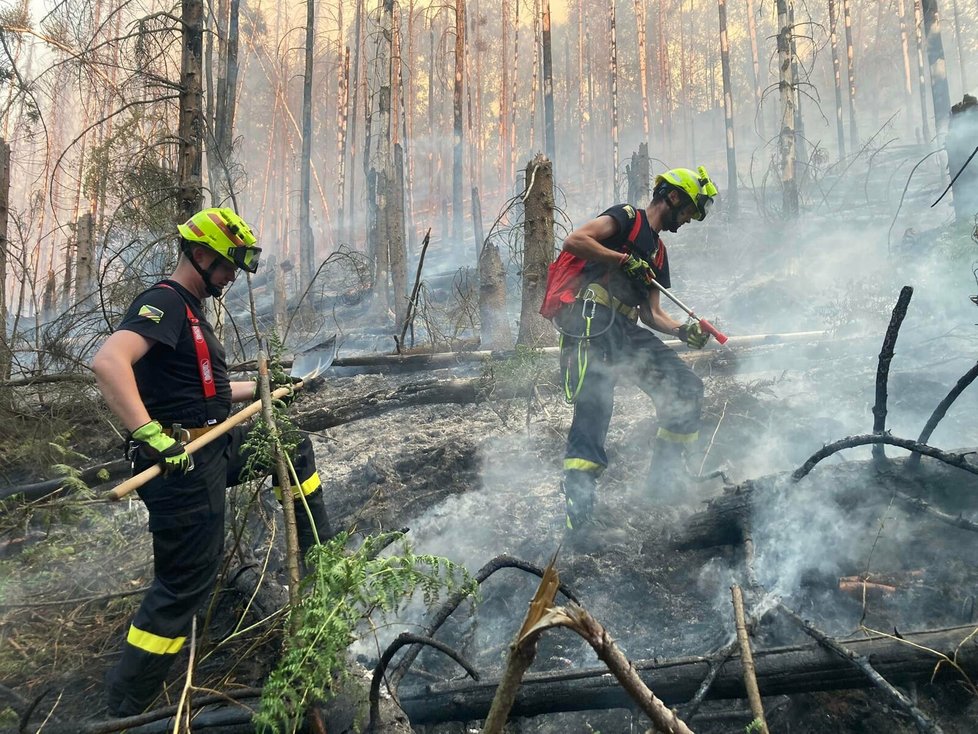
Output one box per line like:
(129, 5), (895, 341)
(646, 437), (689, 506)
(562, 470), (596, 532)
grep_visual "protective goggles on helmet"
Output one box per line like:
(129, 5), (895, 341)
(228, 245), (262, 273)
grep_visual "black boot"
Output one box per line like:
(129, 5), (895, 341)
(562, 470), (596, 531)
(646, 438), (689, 506)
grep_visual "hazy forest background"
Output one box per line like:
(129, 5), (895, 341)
(0, 0), (976, 377)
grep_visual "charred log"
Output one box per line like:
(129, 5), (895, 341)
(674, 452), (978, 550)
(397, 624), (978, 724)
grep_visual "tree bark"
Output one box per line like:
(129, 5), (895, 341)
(479, 242), (512, 351)
(390, 142), (408, 331)
(776, 0), (798, 217)
(634, 0), (652, 151)
(452, 0), (466, 251)
(541, 0), (556, 169)
(842, 0), (859, 147)
(178, 0), (205, 219)
(829, 0), (848, 157)
(897, 0), (916, 140)
(0, 137), (9, 380)
(399, 625), (978, 724)
(718, 0), (738, 213)
(299, 0), (316, 289)
(626, 143), (651, 206)
(745, 0), (765, 140)
(913, 0), (933, 142)
(946, 98), (978, 222)
(518, 154), (555, 347)
(73, 213), (94, 301)
(921, 0), (951, 137)
(609, 2), (620, 201)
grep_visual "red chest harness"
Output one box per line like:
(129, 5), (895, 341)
(156, 283), (217, 399)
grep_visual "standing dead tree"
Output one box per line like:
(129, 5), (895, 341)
(776, 0), (799, 217)
(517, 154), (555, 348)
(178, 0), (205, 219)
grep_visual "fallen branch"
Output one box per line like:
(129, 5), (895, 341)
(775, 603), (944, 733)
(731, 585), (769, 733)
(792, 435), (978, 481)
(481, 552), (562, 733)
(679, 638), (739, 720)
(387, 553), (580, 688)
(525, 604), (695, 734)
(0, 459), (130, 503)
(369, 632), (478, 732)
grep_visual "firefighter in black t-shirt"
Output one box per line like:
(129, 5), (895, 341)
(91, 208), (332, 717)
(555, 167), (719, 535)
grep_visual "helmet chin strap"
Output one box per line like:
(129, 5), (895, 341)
(182, 244), (225, 298)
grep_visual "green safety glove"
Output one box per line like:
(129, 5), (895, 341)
(677, 322), (710, 349)
(619, 253), (654, 285)
(130, 420), (194, 476)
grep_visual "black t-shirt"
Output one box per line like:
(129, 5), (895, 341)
(117, 280), (232, 427)
(581, 203), (671, 307)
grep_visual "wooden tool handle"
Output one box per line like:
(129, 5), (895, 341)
(105, 384), (298, 501)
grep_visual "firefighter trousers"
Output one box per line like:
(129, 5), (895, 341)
(557, 302), (703, 477)
(105, 425), (330, 717)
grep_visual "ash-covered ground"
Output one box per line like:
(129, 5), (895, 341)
(313, 322), (978, 733)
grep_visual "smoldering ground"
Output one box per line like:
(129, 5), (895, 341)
(344, 190), (978, 729)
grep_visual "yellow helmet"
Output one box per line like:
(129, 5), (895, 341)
(177, 208), (261, 273)
(653, 166), (718, 221)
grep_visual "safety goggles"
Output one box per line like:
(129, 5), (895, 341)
(695, 194), (714, 220)
(228, 245), (262, 273)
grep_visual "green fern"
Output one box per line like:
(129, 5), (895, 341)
(255, 531), (475, 733)
(745, 717), (764, 733)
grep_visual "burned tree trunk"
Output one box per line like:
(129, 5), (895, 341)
(0, 137), (8, 380)
(913, 0), (933, 142)
(390, 142), (408, 330)
(178, 0), (205, 219)
(745, 0), (765, 140)
(633, 0), (651, 151)
(609, 3), (620, 201)
(299, 0), (316, 289)
(829, 0), (847, 157)
(842, 0), (859, 148)
(74, 213), (94, 301)
(541, 0), (556, 168)
(626, 143), (650, 206)
(518, 154), (556, 348)
(398, 625), (978, 724)
(776, 0), (798, 217)
(479, 242), (512, 351)
(674, 451), (978, 550)
(897, 0), (916, 140)
(718, 0), (737, 213)
(947, 96), (978, 222)
(452, 0), (466, 251)
(366, 0), (395, 310)
(921, 0), (951, 137)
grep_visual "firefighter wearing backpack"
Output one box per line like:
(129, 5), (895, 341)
(545, 166), (718, 534)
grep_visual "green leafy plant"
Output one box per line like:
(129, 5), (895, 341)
(255, 531), (475, 733)
(745, 718), (765, 733)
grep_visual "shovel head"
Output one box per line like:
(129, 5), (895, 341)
(291, 334), (338, 382)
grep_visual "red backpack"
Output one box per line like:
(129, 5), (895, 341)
(539, 209), (645, 320)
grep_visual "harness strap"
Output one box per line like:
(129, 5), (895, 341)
(578, 282), (639, 323)
(156, 283), (217, 400)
